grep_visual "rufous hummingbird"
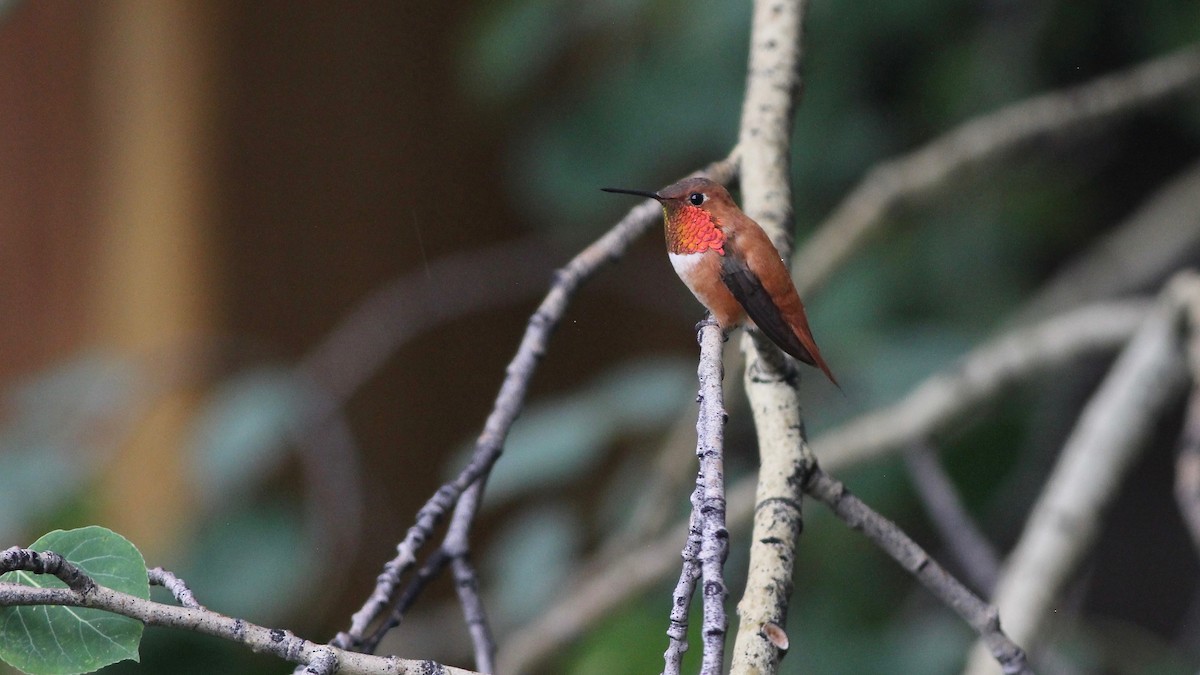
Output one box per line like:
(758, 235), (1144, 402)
(603, 177), (837, 385)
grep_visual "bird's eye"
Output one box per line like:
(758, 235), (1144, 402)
(688, 192), (706, 206)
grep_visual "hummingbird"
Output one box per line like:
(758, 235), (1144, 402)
(603, 177), (837, 385)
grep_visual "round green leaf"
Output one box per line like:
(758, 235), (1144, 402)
(0, 526), (149, 675)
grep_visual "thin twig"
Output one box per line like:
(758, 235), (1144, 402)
(663, 488), (703, 675)
(793, 43), (1200, 298)
(1, 546), (95, 593)
(0, 583), (479, 675)
(963, 274), (1198, 674)
(330, 156), (739, 653)
(692, 318), (730, 675)
(802, 469), (1033, 675)
(665, 318), (731, 675)
(903, 443), (1001, 595)
(494, 299), (1149, 673)
(361, 483), (494, 666)
(147, 566), (202, 609)
(0, 552), (480, 675)
(450, 553), (494, 675)
(441, 482), (495, 673)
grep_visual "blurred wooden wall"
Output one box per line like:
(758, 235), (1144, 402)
(0, 0), (541, 583)
(0, 2), (95, 380)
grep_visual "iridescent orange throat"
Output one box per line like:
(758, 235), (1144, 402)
(665, 204), (725, 255)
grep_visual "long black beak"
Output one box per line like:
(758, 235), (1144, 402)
(601, 187), (662, 200)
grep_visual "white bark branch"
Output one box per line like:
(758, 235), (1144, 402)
(495, 299), (1147, 673)
(963, 273), (1198, 674)
(816, 301), (1152, 470)
(793, 43), (1200, 298)
(730, 0), (812, 672)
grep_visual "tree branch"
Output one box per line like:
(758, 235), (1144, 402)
(329, 155), (739, 654)
(815, 300), (1151, 470)
(802, 469), (1032, 675)
(0, 554), (480, 675)
(964, 273), (1198, 674)
(663, 317), (729, 675)
(903, 443), (1001, 595)
(495, 299), (1147, 673)
(696, 319), (732, 674)
(793, 43), (1200, 298)
(1176, 288), (1200, 557)
(664, 501), (703, 675)
(730, 0), (813, 672)
(147, 566), (202, 609)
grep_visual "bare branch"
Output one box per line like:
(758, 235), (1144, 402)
(330, 155), (739, 653)
(495, 299), (1147, 673)
(903, 443), (1001, 595)
(360, 482), (494, 672)
(694, 319), (731, 674)
(964, 273), (1198, 674)
(0, 547), (95, 593)
(664, 317), (730, 675)
(730, 0), (813, 671)
(444, 485), (496, 674)
(794, 43), (1200, 298)
(1176, 290), (1200, 557)
(147, 566), (202, 609)
(663, 502), (703, 675)
(816, 301), (1151, 470)
(0, 581), (480, 675)
(803, 469), (1032, 675)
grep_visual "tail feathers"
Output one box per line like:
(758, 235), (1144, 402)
(786, 337), (839, 389)
(747, 309), (839, 388)
(718, 255), (839, 387)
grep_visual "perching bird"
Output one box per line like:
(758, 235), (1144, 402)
(603, 177), (836, 385)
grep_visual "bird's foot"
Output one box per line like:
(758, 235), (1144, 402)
(694, 315), (730, 347)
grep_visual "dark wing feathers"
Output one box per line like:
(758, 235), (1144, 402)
(719, 255), (817, 366)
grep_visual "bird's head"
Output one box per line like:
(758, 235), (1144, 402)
(602, 177), (733, 255)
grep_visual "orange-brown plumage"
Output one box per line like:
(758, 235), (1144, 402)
(603, 177), (837, 385)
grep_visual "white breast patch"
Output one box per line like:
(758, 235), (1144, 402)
(667, 252), (708, 299)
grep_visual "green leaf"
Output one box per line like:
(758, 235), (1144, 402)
(0, 526), (149, 675)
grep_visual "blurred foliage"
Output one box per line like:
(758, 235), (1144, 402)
(0, 355), (143, 543)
